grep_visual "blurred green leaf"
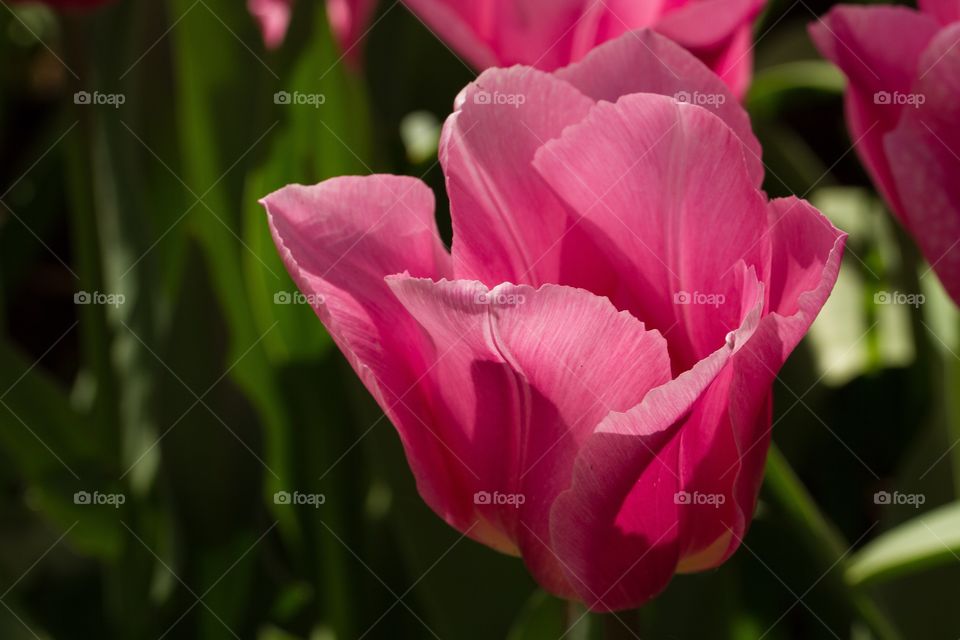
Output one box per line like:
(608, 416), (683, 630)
(847, 502), (960, 586)
(807, 187), (917, 386)
(242, 2), (371, 364)
(747, 61), (845, 118)
(506, 590), (565, 640)
(167, 0), (298, 540)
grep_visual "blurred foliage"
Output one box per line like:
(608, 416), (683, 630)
(0, 0), (958, 638)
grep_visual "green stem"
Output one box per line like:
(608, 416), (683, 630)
(946, 352), (960, 497)
(765, 446), (903, 640)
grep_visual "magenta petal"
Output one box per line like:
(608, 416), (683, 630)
(261, 177), (474, 529)
(555, 29), (763, 185)
(885, 24), (960, 304)
(327, 0), (379, 66)
(440, 67), (601, 287)
(920, 0), (960, 25)
(678, 198), (846, 570)
(533, 93), (769, 368)
(386, 276), (672, 597)
(401, 0), (599, 71)
(249, 0), (293, 49)
(695, 24), (755, 99)
(551, 282), (764, 611)
(655, 0), (764, 52)
(809, 6), (941, 214)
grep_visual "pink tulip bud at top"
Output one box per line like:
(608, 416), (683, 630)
(252, 0), (767, 96)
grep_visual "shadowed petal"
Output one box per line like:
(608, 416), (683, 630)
(441, 67), (611, 289)
(262, 176), (477, 532)
(809, 6), (940, 213)
(386, 276), (672, 598)
(885, 24), (960, 304)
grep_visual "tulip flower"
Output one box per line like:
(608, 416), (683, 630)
(262, 30), (844, 610)
(403, 0), (767, 96)
(254, 0), (765, 96)
(249, 0), (292, 50)
(810, 3), (960, 303)
(249, 0), (376, 64)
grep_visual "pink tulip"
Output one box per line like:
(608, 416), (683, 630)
(262, 30), (844, 610)
(253, 0), (765, 95)
(249, 0), (376, 65)
(402, 0), (767, 96)
(810, 4), (960, 303)
(249, 0), (293, 50)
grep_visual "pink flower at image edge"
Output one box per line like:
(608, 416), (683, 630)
(249, 0), (377, 63)
(251, 0), (766, 96)
(810, 2), (960, 303)
(401, 0), (768, 97)
(262, 30), (845, 611)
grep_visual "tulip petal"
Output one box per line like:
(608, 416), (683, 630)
(554, 29), (764, 185)
(533, 93), (769, 369)
(327, 0), (379, 65)
(677, 197), (846, 570)
(441, 66), (621, 291)
(249, 0), (293, 49)
(386, 276), (672, 598)
(885, 24), (960, 304)
(809, 6), (940, 214)
(402, 0), (600, 71)
(550, 275), (764, 611)
(695, 23), (755, 100)
(262, 176), (473, 530)
(551, 202), (842, 609)
(920, 0), (960, 25)
(655, 0), (764, 52)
